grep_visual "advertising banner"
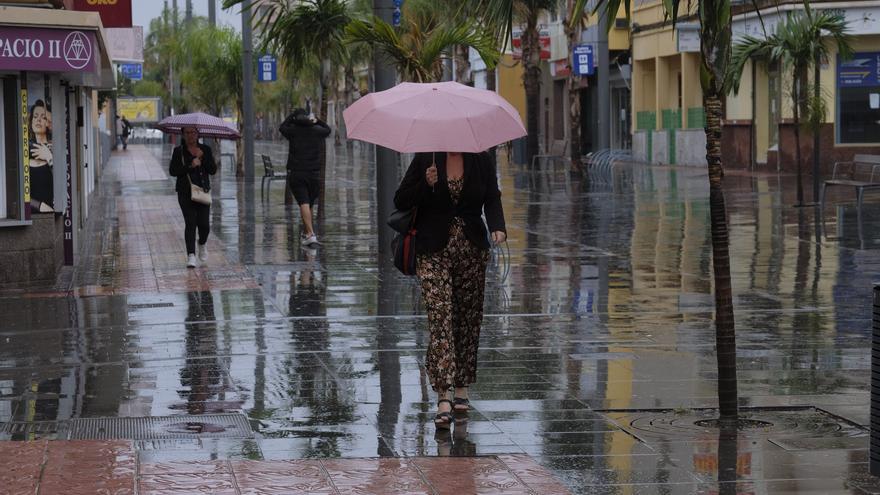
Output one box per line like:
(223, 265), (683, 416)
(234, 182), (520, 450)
(117, 97), (161, 123)
(25, 74), (55, 214)
(0, 27), (97, 73)
(838, 52), (880, 87)
(72, 0), (132, 28)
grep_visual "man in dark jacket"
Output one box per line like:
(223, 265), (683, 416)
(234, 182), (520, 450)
(280, 108), (331, 246)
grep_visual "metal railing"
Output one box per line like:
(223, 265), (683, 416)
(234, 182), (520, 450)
(585, 148), (632, 185)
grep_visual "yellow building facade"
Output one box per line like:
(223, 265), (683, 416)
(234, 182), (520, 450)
(631, 0), (880, 170)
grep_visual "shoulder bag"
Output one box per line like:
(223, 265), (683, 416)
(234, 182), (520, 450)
(391, 208), (417, 276)
(181, 147), (212, 205)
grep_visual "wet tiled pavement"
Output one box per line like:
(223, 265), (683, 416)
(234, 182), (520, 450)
(3, 143), (880, 493)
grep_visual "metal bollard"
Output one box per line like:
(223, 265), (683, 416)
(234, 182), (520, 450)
(872, 284), (880, 476)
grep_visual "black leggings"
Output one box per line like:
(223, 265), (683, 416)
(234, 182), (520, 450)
(178, 191), (210, 254)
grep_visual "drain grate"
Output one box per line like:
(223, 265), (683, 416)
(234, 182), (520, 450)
(128, 302), (175, 309)
(2, 421), (68, 439)
(68, 414), (254, 440)
(599, 406), (867, 449)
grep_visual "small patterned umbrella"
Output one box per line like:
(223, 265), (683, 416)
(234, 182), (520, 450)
(155, 112), (241, 140)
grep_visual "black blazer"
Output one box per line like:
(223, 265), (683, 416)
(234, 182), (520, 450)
(394, 151), (506, 254)
(169, 143), (217, 193)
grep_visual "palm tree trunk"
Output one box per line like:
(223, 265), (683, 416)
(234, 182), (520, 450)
(522, 13), (542, 167)
(792, 77), (804, 206)
(343, 62), (357, 144)
(565, 16), (582, 171)
(706, 92), (738, 420)
(811, 60), (821, 203)
(454, 45), (471, 84)
(486, 66), (496, 92)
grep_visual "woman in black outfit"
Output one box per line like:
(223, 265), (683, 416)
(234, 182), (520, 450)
(394, 151), (506, 429)
(169, 126), (217, 268)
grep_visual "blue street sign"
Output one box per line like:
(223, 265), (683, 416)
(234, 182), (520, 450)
(258, 55), (277, 82)
(573, 44), (594, 76)
(120, 63), (143, 81)
(838, 52), (880, 87)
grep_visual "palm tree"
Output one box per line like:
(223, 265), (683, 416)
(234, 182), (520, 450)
(225, 0), (352, 123)
(575, 0), (739, 421)
(483, 0), (560, 165)
(143, 5), (182, 115)
(179, 24), (245, 174)
(345, 7), (499, 83)
(728, 2), (851, 205)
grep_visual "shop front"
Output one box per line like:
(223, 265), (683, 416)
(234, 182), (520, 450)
(724, 3), (880, 172)
(0, 7), (113, 285)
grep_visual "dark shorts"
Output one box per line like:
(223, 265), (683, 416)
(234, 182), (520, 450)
(288, 171), (320, 206)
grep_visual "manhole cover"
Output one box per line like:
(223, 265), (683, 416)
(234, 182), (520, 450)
(68, 414), (253, 440)
(602, 407), (867, 445)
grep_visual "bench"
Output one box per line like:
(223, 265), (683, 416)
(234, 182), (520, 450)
(821, 154), (880, 212)
(260, 154), (287, 200)
(531, 139), (569, 169)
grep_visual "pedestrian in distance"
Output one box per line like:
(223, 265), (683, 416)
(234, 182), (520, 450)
(280, 108), (331, 247)
(169, 126), (217, 268)
(393, 150), (507, 430)
(121, 116), (131, 150)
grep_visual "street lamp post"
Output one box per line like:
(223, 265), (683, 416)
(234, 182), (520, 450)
(374, 0), (397, 261)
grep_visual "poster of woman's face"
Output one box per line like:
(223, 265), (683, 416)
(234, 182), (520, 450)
(27, 74), (53, 213)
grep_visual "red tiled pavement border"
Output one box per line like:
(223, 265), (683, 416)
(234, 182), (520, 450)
(0, 440), (572, 494)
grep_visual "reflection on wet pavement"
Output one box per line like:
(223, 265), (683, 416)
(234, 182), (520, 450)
(2, 144), (880, 493)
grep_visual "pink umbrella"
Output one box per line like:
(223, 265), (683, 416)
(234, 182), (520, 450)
(343, 81), (526, 153)
(155, 112), (241, 140)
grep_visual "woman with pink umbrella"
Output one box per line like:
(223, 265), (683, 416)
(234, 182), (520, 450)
(344, 82), (524, 429)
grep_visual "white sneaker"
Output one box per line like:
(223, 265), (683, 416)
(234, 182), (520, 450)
(186, 254), (198, 268)
(198, 243), (208, 262)
(303, 234), (318, 246)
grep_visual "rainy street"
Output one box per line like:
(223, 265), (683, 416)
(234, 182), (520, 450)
(2, 142), (880, 494)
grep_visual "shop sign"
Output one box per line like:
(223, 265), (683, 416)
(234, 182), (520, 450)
(676, 23), (700, 53)
(837, 52), (880, 87)
(511, 29), (551, 60)
(72, 0), (132, 29)
(0, 27), (97, 73)
(573, 44), (594, 76)
(105, 27), (144, 63)
(120, 63), (142, 80)
(64, 87), (73, 265)
(551, 59), (571, 78)
(20, 88), (30, 220)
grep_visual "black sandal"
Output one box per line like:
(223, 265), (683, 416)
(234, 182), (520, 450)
(453, 397), (470, 411)
(434, 399), (453, 429)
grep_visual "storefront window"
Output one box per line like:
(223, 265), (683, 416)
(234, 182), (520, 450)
(837, 52), (880, 144)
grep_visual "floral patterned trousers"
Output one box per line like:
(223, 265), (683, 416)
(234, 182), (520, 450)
(417, 220), (490, 392)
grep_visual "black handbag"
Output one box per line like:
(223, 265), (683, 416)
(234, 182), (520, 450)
(391, 208), (418, 276)
(387, 208), (415, 234)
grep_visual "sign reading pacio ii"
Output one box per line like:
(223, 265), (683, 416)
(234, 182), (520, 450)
(0, 27), (97, 73)
(72, 0), (132, 29)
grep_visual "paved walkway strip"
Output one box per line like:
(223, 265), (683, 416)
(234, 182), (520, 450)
(0, 440), (571, 494)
